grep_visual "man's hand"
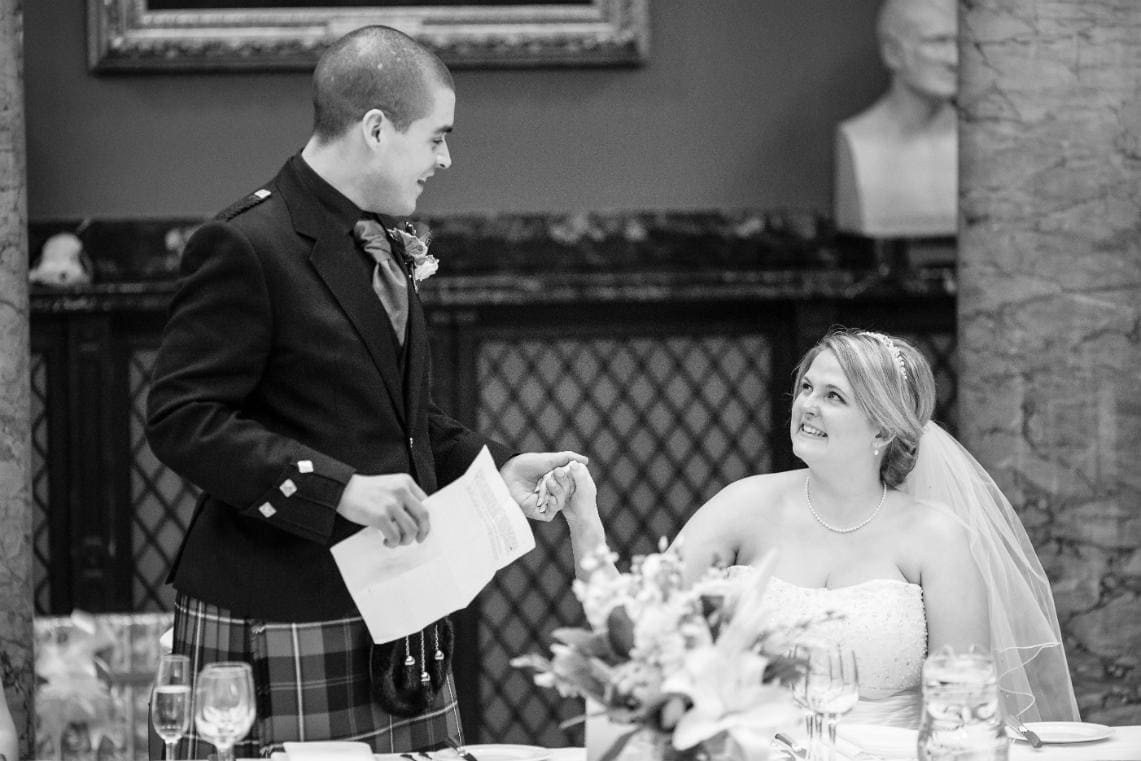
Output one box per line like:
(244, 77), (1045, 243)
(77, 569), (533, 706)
(336, 473), (430, 547)
(500, 451), (589, 521)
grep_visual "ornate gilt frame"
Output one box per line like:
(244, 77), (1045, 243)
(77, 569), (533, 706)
(87, 0), (649, 72)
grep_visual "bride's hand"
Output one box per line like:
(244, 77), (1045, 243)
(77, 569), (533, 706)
(560, 462), (614, 580)
(561, 461), (599, 524)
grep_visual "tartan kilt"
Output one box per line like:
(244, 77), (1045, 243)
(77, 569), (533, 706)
(154, 592), (462, 759)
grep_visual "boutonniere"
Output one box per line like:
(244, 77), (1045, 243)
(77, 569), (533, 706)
(389, 222), (438, 291)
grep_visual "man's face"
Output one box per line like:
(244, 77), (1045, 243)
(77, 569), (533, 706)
(892, 3), (958, 101)
(367, 82), (455, 216)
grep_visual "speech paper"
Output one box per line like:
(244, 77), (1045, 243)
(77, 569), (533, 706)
(330, 446), (535, 644)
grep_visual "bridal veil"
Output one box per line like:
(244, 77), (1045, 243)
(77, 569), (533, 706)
(901, 422), (1080, 722)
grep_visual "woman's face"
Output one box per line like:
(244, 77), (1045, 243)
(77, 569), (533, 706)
(790, 349), (882, 465)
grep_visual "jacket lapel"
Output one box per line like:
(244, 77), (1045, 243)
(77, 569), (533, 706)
(276, 162), (406, 424)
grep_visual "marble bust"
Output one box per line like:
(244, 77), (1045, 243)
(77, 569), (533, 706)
(835, 0), (958, 238)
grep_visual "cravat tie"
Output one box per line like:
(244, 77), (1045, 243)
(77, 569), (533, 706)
(354, 219), (409, 346)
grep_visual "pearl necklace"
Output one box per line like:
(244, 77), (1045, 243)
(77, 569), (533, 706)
(804, 475), (887, 534)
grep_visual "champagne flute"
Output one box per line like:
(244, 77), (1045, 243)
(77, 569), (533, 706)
(821, 643), (858, 761)
(789, 643), (822, 757)
(151, 654), (193, 761)
(194, 661), (257, 761)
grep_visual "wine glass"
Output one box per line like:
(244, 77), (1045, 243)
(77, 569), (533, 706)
(792, 642), (859, 761)
(194, 661), (257, 761)
(151, 654), (193, 761)
(789, 643), (822, 758)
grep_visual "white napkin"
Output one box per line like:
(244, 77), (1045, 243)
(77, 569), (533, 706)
(282, 741), (374, 760)
(835, 724), (917, 760)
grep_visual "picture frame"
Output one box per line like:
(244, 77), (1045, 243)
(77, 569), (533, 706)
(87, 0), (649, 73)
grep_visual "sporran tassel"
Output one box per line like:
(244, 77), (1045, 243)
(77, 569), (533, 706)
(419, 629), (430, 686)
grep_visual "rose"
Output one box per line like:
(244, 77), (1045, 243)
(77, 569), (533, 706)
(389, 225), (439, 289)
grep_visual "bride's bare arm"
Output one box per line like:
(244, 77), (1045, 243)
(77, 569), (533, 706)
(674, 476), (768, 584)
(917, 507), (990, 653)
(559, 461), (618, 581)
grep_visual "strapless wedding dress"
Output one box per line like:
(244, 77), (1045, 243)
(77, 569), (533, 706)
(728, 567), (927, 729)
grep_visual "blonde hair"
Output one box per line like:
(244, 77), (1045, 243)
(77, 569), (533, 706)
(793, 329), (936, 487)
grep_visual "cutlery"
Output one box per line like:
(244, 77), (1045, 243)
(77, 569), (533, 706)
(445, 738), (479, 761)
(1009, 720), (1043, 748)
(773, 732), (807, 759)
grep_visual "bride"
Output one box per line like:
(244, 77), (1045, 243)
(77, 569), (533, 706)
(558, 328), (1078, 729)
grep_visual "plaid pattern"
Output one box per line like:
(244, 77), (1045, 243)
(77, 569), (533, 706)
(158, 593), (461, 759)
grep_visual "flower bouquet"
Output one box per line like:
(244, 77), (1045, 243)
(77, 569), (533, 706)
(512, 545), (804, 761)
(35, 611), (117, 761)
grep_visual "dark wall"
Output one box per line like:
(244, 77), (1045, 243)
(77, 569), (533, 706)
(25, 1), (887, 220)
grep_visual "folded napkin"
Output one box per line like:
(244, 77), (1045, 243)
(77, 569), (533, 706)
(282, 741), (374, 760)
(835, 725), (917, 761)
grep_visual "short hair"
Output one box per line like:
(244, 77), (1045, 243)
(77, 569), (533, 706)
(876, 0), (954, 45)
(793, 328), (936, 487)
(311, 25), (454, 142)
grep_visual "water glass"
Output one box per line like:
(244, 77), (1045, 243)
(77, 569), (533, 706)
(194, 661), (257, 761)
(151, 654), (193, 761)
(917, 648), (1008, 760)
(792, 642), (859, 761)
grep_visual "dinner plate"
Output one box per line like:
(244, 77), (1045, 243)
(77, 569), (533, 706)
(836, 724), (917, 758)
(431, 744), (551, 761)
(1009, 721), (1113, 744)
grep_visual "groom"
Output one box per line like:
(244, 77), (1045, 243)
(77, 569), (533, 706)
(146, 24), (582, 756)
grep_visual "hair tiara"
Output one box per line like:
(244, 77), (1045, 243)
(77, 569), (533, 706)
(862, 331), (908, 382)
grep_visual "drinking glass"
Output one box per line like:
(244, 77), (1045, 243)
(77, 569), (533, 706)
(790, 643), (821, 753)
(918, 648), (1007, 760)
(793, 642), (859, 761)
(151, 654), (193, 761)
(194, 661), (257, 761)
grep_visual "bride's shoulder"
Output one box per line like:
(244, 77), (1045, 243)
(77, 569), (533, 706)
(678, 471), (798, 560)
(704, 469), (800, 512)
(896, 494), (971, 545)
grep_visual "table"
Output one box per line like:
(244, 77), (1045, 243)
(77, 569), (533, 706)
(262, 727), (1141, 761)
(1009, 725), (1141, 761)
(581, 725), (1141, 760)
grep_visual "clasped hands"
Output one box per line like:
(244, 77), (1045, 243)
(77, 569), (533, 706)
(336, 451), (592, 547)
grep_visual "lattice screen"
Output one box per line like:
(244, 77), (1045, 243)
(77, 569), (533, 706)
(128, 348), (199, 612)
(31, 352), (51, 614)
(473, 333), (775, 746)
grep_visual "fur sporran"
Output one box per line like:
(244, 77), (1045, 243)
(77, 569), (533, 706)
(369, 617), (453, 716)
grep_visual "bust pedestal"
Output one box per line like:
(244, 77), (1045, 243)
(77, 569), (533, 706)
(834, 109), (957, 238)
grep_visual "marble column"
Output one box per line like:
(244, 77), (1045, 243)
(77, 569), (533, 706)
(959, 0), (1141, 723)
(0, 0), (33, 754)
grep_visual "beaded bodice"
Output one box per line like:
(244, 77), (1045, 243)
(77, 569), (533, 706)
(729, 567), (928, 727)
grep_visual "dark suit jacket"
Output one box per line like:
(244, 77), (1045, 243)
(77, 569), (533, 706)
(146, 154), (512, 621)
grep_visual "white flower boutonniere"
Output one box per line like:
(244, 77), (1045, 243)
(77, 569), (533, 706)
(389, 222), (438, 291)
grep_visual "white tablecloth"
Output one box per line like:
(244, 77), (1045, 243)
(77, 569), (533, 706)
(267, 727), (1141, 761)
(1010, 725), (1141, 761)
(572, 724), (1141, 760)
